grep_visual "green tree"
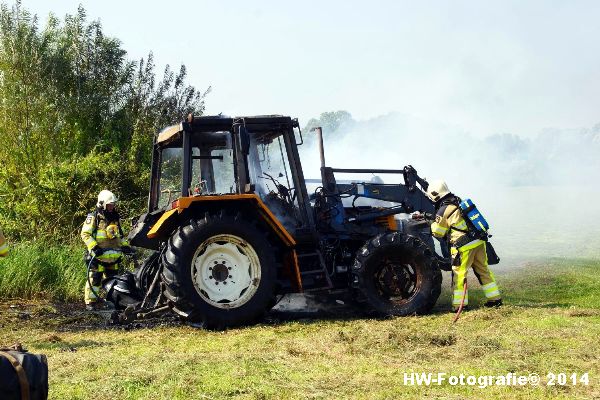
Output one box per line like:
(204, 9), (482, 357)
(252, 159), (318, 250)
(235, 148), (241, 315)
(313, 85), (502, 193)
(303, 110), (353, 136)
(126, 54), (210, 169)
(0, 1), (209, 241)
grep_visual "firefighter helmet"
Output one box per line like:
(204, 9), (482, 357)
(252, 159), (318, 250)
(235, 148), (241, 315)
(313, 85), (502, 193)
(370, 175), (384, 184)
(426, 180), (450, 202)
(97, 190), (118, 209)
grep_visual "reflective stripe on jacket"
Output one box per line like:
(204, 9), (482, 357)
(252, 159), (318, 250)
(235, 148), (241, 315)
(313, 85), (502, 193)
(81, 211), (128, 264)
(430, 203), (470, 246)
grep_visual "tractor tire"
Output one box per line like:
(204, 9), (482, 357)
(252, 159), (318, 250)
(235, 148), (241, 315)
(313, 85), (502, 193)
(135, 251), (160, 294)
(134, 251), (161, 305)
(161, 212), (277, 329)
(354, 232), (442, 316)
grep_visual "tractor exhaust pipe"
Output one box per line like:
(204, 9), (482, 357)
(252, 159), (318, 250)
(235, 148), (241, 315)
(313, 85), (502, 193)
(311, 126), (326, 168)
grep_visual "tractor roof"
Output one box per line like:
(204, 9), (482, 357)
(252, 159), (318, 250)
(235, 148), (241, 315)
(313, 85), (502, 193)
(156, 115), (298, 146)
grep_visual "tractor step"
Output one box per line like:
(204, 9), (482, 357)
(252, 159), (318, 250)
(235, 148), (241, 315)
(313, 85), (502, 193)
(296, 250), (333, 290)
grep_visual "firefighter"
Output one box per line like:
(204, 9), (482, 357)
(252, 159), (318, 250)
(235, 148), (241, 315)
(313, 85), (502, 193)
(81, 190), (132, 310)
(425, 180), (502, 311)
(0, 226), (8, 257)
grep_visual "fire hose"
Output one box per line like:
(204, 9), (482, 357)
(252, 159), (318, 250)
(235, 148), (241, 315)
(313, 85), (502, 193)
(86, 254), (100, 301)
(452, 277), (467, 323)
(86, 249), (129, 303)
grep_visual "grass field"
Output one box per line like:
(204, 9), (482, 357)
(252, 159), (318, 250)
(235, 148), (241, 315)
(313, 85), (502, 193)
(1, 258), (599, 399)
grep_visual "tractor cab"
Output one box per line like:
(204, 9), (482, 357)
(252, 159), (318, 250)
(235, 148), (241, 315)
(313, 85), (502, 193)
(130, 115), (314, 250)
(155, 129), (235, 208)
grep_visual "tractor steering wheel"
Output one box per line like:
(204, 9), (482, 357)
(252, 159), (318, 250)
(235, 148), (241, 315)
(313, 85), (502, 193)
(260, 173), (295, 204)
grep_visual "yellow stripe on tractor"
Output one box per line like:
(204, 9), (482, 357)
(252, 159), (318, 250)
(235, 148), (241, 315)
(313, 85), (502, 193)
(147, 208), (178, 239)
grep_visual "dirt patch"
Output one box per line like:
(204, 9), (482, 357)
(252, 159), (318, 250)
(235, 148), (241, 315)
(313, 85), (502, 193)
(564, 308), (600, 317)
(0, 300), (183, 332)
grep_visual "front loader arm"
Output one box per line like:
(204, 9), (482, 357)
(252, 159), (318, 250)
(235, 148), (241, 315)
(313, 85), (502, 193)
(323, 165), (432, 214)
(336, 182), (434, 215)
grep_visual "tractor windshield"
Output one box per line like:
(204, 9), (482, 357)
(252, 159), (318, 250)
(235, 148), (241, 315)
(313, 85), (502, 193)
(157, 131), (235, 208)
(248, 134), (293, 201)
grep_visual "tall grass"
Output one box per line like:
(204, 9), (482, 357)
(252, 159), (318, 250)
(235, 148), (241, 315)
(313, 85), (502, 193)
(0, 242), (85, 301)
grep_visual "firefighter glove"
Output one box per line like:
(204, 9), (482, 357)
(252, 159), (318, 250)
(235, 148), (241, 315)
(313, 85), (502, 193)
(122, 246), (135, 256)
(92, 246), (105, 257)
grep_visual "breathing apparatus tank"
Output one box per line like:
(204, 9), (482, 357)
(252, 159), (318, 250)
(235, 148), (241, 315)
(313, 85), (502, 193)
(458, 198), (489, 234)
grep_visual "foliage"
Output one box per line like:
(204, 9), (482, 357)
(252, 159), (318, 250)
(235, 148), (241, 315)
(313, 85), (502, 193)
(303, 110), (354, 136)
(0, 1), (209, 241)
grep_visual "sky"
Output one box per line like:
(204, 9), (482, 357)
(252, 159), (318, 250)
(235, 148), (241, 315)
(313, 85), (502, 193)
(19, 0), (600, 138)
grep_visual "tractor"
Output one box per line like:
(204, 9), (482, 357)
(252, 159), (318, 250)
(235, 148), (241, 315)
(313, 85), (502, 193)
(111, 114), (451, 328)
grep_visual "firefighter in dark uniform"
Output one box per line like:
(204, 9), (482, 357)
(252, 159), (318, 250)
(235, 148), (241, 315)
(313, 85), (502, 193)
(426, 180), (502, 311)
(81, 190), (131, 310)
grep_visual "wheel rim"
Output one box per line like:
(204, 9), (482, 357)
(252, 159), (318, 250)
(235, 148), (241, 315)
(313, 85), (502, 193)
(375, 259), (421, 304)
(191, 234), (261, 309)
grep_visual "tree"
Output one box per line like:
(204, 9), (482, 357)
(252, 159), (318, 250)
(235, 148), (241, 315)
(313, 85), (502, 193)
(303, 110), (353, 136)
(0, 2), (209, 241)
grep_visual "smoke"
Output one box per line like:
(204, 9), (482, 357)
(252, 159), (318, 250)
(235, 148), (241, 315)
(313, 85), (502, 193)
(298, 112), (600, 262)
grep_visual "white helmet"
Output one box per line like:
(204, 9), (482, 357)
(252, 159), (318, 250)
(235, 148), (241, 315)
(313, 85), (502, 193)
(97, 190), (118, 209)
(370, 175), (384, 184)
(426, 180), (451, 202)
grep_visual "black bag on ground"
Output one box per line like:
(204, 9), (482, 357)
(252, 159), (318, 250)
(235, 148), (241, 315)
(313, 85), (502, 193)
(485, 241), (500, 265)
(103, 271), (142, 310)
(0, 344), (48, 400)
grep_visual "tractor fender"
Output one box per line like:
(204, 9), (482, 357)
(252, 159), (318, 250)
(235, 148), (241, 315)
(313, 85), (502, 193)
(147, 194), (302, 292)
(147, 209), (178, 240)
(147, 194), (296, 247)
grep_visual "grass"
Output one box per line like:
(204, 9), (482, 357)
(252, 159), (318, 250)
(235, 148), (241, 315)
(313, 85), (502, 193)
(0, 242), (140, 301)
(0, 242), (84, 301)
(1, 258), (599, 399)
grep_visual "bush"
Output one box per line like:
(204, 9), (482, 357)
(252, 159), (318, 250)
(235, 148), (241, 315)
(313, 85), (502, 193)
(0, 151), (149, 242)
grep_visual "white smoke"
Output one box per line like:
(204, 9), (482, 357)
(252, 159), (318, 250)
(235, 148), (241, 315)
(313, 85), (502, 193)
(298, 112), (600, 261)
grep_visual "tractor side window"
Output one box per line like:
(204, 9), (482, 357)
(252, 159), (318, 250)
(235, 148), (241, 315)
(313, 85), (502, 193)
(211, 148), (235, 194)
(190, 147), (235, 195)
(158, 147), (183, 208)
(251, 136), (294, 202)
(248, 134), (300, 232)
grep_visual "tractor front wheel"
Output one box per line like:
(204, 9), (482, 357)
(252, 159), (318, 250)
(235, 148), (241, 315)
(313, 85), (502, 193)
(354, 232), (442, 316)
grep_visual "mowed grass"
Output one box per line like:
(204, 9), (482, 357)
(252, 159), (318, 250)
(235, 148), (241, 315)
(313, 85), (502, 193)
(1, 259), (599, 399)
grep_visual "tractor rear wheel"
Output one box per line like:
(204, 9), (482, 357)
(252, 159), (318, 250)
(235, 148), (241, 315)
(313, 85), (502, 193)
(354, 232), (441, 316)
(161, 212), (277, 329)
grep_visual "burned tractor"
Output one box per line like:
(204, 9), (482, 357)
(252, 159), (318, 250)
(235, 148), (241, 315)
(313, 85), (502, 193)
(114, 115), (450, 328)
